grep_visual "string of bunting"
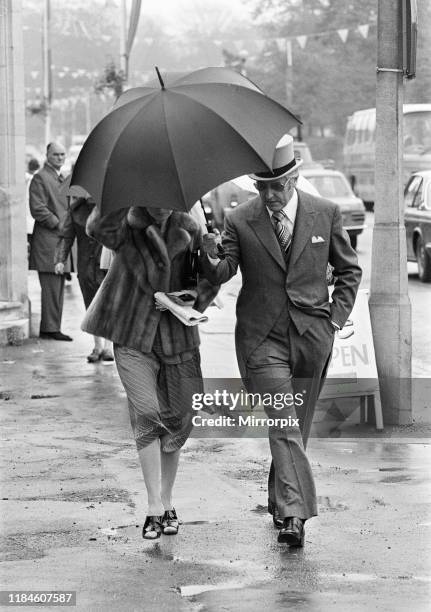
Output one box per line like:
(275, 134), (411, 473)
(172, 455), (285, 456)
(140, 22), (375, 53)
(26, 21), (375, 82)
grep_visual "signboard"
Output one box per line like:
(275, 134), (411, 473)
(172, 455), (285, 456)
(319, 290), (383, 429)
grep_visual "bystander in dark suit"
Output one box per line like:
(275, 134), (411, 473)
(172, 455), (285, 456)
(201, 134), (362, 547)
(29, 142), (72, 341)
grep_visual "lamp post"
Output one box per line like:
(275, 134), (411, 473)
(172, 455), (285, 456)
(42, 0), (52, 143)
(369, 0), (412, 424)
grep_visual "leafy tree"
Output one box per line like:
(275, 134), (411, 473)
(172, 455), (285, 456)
(245, 0), (378, 136)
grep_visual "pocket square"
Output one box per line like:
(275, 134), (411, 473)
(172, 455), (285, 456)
(312, 235), (325, 243)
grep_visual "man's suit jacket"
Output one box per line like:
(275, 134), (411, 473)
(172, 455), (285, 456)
(202, 190), (362, 375)
(55, 198), (102, 281)
(29, 164), (70, 273)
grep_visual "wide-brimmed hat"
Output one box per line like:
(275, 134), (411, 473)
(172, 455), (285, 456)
(249, 134), (303, 181)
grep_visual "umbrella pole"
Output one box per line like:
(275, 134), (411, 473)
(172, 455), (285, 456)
(199, 198), (212, 231)
(199, 199), (225, 259)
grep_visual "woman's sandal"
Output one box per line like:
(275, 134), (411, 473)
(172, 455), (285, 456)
(142, 515), (163, 540)
(162, 508), (179, 535)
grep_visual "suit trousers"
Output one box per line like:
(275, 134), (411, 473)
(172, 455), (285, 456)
(244, 308), (334, 520)
(38, 272), (65, 333)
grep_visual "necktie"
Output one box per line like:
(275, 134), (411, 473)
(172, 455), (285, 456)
(272, 210), (292, 253)
(58, 173), (64, 183)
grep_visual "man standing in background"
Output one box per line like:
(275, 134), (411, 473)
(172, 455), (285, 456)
(29, 142), (73, 341)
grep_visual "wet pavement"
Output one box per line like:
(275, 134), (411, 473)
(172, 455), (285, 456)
(0, 269), (430, 611)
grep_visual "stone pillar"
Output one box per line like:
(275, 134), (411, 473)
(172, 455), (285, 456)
(369, 0), (412, 424)
(0, 0), (30, 343)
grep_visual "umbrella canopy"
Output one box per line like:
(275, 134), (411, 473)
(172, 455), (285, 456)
(71, 66), (301, 214)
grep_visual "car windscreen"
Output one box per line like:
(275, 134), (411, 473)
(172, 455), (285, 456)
(403, 111), (431, 153)
(306, 175), (352, 198)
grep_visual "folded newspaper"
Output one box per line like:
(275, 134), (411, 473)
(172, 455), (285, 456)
(154, 291), (208, 326)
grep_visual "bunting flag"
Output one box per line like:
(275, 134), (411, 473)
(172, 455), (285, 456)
(77, 19), (91, 40)
(357, 24), (369, 39)
(337, 29), (349, 43)
(296, 35), (308, 49)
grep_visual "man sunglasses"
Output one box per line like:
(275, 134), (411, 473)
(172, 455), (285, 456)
(254, 174), (298, 192)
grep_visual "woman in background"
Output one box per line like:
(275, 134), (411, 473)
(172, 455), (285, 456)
(55, 196), (114, 362)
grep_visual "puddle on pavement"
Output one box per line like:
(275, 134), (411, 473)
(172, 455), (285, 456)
(0, 537), (45, 562)
(380, 474), (412, 483)
(98, 524), (139, 540)
(317, 496), (348, 511)
(30, 394), (60, 399)
(142, 543), (175, 561)
(321, 572), (377, 582)
(183, 584), (319, 608)
(277, 592), (312, 605)
(180, 581), (248, 597)
(22, 487), (133, 503)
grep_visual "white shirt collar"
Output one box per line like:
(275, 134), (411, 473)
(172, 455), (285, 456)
(266, 188), (298, 225)
(46, 162), (62, 177)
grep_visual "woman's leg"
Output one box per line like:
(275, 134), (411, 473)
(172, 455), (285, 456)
(94, 335), (103, 351)
(138, 439), (164, 516)
(114, 345), (165, 517)
(101, 338), (114, 361)
(160, 448), (181, 511)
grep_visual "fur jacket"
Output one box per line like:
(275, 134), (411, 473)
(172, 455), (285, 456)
(82, 207), (219, 356)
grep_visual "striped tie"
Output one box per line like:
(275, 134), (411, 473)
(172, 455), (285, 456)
(272, 210), (292, 253)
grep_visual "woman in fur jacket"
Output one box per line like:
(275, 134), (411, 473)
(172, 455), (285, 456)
(82, 205), (219, 539)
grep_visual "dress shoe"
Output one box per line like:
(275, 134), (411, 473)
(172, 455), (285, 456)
(40, 331), (73, 341)
(277, 517), (305, 546)
(142, 515), (163, 540)
(162, 508), (179, 535)
(87, 348), (102, 363)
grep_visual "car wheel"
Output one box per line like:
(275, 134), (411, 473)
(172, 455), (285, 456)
(415, 236), (431, 283)
(349, 234), (357, 250)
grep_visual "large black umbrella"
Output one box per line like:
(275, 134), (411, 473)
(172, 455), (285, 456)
(71, 67), (301, 214)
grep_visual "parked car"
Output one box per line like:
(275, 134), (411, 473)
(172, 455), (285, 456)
(404, 170), (431, 282)
(300, 168), (366, 249)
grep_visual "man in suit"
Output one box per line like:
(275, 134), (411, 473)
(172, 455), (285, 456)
(202, 134), (361, 547)
(29, 142), (73, 341)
